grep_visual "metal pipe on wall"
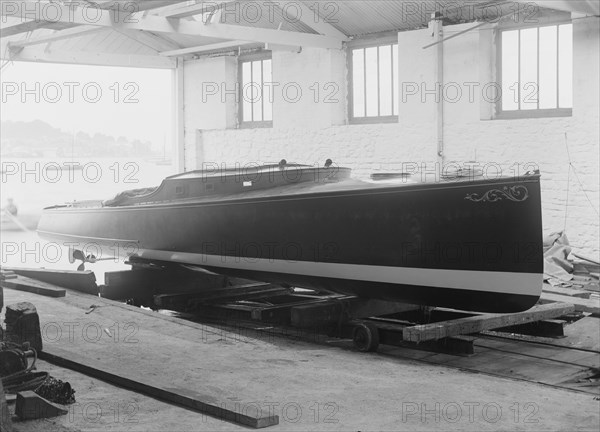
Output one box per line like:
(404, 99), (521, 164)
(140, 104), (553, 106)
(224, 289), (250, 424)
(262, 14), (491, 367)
(432, 14), (445, 167)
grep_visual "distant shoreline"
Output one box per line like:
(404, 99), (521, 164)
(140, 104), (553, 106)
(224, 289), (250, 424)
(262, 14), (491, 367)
(0, 213), (40, 232)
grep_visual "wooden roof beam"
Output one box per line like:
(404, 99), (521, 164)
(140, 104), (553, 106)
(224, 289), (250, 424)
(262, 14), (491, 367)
(513, 0), (599, 16)
(9, 26), (104, 47)
(117, 28), (183, 52)
(156, 1), (238, 19)
(264, 1), (348, 40)
(159, 40), (253, 56)
(0, 19), (51, 38)
(1, 40), (176, 68)
(1, 2), (343, 49)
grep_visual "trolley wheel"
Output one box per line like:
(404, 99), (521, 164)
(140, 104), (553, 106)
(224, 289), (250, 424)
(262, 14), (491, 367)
(352, 322), (380, 352)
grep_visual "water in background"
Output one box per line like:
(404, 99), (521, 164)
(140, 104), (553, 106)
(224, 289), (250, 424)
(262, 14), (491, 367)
(1, 157), (177, 283)
(1, 157), (175, 214)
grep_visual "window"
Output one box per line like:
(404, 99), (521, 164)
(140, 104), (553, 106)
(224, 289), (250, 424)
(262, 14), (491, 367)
(239, 54), (273, 127)
(499, 23), (572, 117)
(349, 40), (398, 123)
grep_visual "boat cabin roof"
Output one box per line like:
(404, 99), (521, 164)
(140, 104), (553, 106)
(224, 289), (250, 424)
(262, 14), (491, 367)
(103, 161), (350, 207)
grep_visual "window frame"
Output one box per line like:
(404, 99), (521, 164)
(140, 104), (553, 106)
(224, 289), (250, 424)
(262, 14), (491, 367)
(495, 19), (573, 120)
(238, 51), (273, 128)
(347, 35), (399, 125)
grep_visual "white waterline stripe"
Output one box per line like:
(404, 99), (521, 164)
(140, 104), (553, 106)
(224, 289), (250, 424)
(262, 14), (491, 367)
(136, 249), (542, 296)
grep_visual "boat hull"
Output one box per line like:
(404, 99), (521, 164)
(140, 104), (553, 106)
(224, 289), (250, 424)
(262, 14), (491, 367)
(38, 176), (543, 312)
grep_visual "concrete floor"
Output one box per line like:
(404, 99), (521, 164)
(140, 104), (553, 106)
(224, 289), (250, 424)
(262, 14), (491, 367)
(2, 288), (600, 432)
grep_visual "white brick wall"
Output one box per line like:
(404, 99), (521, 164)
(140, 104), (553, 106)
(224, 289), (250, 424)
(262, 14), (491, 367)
(182, 18), (600, 258)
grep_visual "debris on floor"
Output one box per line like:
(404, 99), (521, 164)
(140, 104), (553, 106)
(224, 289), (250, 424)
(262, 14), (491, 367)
(1, 296), (75, 423)
(34, 376), (75, 405)
(543, 231), (600, 294)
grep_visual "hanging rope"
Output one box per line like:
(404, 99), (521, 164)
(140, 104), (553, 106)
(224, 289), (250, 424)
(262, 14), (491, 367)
(570, 164), (600, 217)
(563, 133), (572, 232)
(563, 132), (600, 233)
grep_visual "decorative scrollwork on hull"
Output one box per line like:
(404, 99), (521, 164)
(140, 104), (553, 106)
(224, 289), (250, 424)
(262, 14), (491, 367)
(465, 186), (529, 203)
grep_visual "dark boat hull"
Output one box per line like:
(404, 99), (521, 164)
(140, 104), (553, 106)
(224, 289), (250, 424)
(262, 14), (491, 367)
(38, 175), (543, 313)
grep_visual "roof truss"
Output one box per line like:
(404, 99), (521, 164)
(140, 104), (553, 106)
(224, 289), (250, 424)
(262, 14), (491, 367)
(514, 0), (599, 16)
(1, 39), (175, 69)
(0, 1), (345, 53)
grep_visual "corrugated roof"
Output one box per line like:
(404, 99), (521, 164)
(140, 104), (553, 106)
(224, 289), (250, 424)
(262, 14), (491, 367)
(221, 1), (505, 37)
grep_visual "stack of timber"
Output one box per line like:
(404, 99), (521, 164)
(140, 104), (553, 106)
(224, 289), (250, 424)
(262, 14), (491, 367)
(152, 282), (579, 354)
(541, 282), (600, 315)
(0, 268), (17, 281)
(539, 255), (600, 315)
(571, 258), (600, 293)
(1, 265), (595, 355)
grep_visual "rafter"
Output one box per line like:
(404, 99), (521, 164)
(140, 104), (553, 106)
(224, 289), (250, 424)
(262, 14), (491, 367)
(116, 29), (182, 52)
(1, 40), (176, 68)
(513, 0), (599, 16)
(159, 40), (254, 56)
(156, 1), (238, 19)
(1, 2), (343, 49)
(265, 43), (302, 53)
(100, 0), (187, 13)
(0, 0), (187, 38)
(9, 26), (104, 47)
(0, 20), (57, 38)
(265, 1), (348, 40)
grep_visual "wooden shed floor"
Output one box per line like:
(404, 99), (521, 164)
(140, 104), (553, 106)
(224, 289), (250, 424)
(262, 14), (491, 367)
(2, 288), (599, 432)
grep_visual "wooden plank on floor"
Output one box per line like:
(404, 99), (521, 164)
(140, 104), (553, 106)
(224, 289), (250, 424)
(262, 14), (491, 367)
(290, 299), (419, 328)
(543, 285), (592, 299)
(155, 285), (290, 309)
(1, 275), (66, 297)
(539, 292), (600, 314)
(402, 303), (575, 343)
(250, 297), (338, 324)
(495, 319), (566, 337)
(1, 267), (97, 295)
(0, 269), (17, 280)
(102, 268), (227, 300)
(39, 346), (278, 428)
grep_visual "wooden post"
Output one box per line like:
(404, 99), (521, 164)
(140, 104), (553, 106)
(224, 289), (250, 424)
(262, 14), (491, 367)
(173, 57), (186, 172)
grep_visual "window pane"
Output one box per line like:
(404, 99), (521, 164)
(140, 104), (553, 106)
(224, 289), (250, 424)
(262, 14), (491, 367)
(520, 27), (538, 110)
(242, 61), (252, 122)
(539, 25), (558, 109)
(252, 60), (263, 121)
(365, 46), (378, 117)
(558, 24), (573, 108)
(352, 49), (365, 117)
(351, 43), (399, 120)
(501, 30), (519, 111)
(262, 60), (273, 121)
(392, 43), (398, 116)
(378, 45), (392, 116)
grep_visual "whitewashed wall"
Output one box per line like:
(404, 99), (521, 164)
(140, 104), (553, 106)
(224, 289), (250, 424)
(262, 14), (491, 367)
(181, 17), (600, 257)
